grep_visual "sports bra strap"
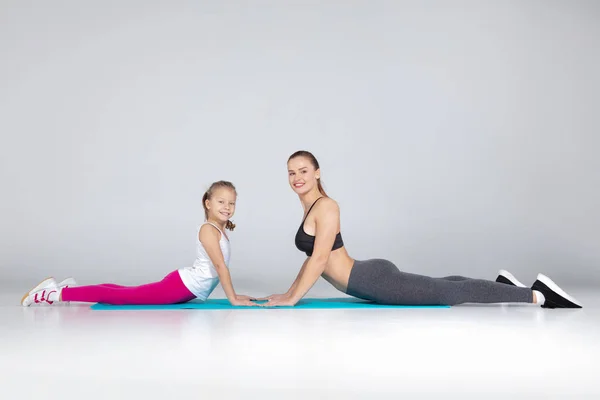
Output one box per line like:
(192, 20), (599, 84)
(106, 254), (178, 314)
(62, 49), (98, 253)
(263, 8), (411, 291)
(303, 197), (325, 222)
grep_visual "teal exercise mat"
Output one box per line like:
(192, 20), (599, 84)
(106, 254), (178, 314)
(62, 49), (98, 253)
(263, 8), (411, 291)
(90, 298), (450, 310)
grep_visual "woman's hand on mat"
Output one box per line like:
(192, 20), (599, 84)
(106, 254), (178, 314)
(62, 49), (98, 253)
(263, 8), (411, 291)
(256, 293), (289, 302)
(230, 298), (258, 306)
(260, 297), (297, 307)
(235, 294), (257, 301)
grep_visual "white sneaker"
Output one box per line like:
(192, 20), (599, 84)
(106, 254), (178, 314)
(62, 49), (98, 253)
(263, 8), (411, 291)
(57, 278), (77, 304)
(21, 277), (60, 306)
(58, 277), (77, 289)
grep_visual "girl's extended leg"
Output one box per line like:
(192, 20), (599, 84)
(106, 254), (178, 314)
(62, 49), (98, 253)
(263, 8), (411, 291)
(61, 271), (195, 305)
(346, 259), (533, 306)
(96, 284), (130, 288)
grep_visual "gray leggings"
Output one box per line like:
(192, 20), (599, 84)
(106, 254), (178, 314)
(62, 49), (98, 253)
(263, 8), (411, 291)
(345, 259), (533, 306)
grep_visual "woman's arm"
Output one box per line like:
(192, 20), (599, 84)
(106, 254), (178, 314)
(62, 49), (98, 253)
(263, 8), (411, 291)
(286, 257), (310, 295)
(264, 199), (340, 306)
(199, 225), (256, 306)
(258, 257), (309, 301)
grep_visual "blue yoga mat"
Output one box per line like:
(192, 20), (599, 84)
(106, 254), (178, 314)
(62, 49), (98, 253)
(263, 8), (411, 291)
(90, 298), (450, 310)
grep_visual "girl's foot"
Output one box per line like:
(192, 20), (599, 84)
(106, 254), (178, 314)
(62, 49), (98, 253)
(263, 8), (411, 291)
(21, 278), (61, 306)
(57, 278), (77, 304)
(58, 277), (77, 289)
(495, 270), (527, 287)
(532, 273), (582, 309)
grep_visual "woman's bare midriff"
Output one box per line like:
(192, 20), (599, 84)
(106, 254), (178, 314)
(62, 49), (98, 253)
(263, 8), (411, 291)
(320, 247), (355, 293)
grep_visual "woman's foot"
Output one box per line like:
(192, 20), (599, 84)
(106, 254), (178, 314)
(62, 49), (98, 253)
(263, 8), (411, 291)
(495, 270), (527, 287)
(21, 278), (61, 306)
(532, 273), (582, 309)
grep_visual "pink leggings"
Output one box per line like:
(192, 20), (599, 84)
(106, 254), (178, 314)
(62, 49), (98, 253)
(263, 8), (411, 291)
(61, 270), (196, 305)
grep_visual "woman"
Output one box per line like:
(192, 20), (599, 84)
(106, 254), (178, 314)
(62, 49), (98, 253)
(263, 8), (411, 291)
(260, 151), (582, 309)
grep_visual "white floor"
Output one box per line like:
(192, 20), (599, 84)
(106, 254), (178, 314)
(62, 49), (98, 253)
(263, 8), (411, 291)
(1, 288), (598, 400)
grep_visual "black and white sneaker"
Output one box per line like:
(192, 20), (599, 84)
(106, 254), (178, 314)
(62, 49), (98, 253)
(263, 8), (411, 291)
(532, 273), (582, 309)
(495, 270), (527, 288)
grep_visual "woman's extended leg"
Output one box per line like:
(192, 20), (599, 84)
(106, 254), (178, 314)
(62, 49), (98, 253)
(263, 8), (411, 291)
(346, 259), (533, 306)
(438, 276), (470, 282)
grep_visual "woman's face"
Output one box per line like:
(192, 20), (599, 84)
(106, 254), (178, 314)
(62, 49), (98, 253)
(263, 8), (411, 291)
(287, 156), (320, 195)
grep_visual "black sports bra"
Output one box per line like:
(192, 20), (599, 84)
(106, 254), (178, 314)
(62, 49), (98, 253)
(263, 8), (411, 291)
(295, 197), (344, 257)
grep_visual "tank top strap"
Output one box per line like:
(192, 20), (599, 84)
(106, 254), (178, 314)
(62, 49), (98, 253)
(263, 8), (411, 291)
(202, 221), (224, 238)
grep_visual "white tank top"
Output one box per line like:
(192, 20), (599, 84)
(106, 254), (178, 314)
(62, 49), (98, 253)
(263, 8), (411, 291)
(178, 222), (231, 301)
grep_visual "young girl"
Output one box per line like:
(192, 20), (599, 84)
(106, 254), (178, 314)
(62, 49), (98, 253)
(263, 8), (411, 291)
(260, 151), (582, 309)
(21, 181), (257, 307)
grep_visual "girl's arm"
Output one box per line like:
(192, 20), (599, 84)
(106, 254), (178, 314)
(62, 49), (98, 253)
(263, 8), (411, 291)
(265, 199), (340, 306)
(199, 225), (256, 306)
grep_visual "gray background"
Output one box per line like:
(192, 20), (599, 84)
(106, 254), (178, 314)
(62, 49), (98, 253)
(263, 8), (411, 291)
(1, 0), (599, 295)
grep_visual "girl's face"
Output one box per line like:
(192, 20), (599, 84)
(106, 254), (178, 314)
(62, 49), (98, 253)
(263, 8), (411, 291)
(205, 188), (236, 224)
(287, 156), (320, 195)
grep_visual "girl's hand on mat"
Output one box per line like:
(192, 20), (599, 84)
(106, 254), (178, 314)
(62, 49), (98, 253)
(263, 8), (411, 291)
(235, 294), (256, 301)
(230, 299), (258, 306)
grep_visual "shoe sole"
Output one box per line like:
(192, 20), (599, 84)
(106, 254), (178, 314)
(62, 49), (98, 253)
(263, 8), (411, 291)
(21, 277), (55, 306)
(498, 269), (527, 288)
(537, 273), (582, 308)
